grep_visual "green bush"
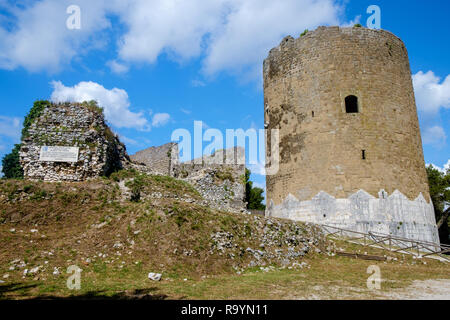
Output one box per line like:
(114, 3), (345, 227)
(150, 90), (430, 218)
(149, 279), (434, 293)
(126, 174), (145, 202)
(244, 168), (265, 210)
(1, 144), (23, 179)
(2, 100), (50, 179)
(426, 165), (450, 244)
(21, 100), (49, 139)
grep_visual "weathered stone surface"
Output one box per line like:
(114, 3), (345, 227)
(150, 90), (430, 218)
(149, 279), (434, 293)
(130, 144), (247, 213)
(266, 189), (439, 244)
(173, 147), (246, 213)
(19, 102), (129, 182)
(130, 142), (178, 176)
(148, 272), (162, 281)
(264, 26), (439, 244)
(209, 216), (324, 268)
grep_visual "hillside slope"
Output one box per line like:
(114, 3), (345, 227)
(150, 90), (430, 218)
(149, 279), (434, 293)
(0, 170), (326, 299)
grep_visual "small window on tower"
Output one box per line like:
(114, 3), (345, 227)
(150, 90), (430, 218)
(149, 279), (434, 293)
(345, 95), (359, 113)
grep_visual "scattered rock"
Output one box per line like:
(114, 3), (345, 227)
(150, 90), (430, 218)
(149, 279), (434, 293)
(53, 267), (60, 276)
(148, 273), (162, 281)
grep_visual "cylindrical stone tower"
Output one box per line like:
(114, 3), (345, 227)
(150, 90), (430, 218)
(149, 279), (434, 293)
(264, 26), (439, 244)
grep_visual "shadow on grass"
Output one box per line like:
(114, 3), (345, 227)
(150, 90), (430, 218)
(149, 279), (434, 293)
(0, 282), (39, 298)
(1, 283), (170, 300)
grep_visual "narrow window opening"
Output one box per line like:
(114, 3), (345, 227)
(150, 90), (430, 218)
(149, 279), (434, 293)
(345, 95), (359, 113)
(312, 111), (315, 117)
(362, 150), (366, 160)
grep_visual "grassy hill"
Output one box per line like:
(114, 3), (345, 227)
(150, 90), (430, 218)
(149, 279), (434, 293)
(0, 170), (331, 299)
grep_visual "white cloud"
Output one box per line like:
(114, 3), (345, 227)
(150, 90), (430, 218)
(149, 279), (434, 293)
(191, 79), (206, 87)
(180, 108), (192, 115)
(116, 0), (225, 64)
(427, 160), (450, 174)
(151, 113), (171, 127)
(0, 0), (112, 72)
(203, 0), (341, 77)
(422, 126), (447, 148)
(340, 15), (361, 28)
(50, 81), (150, 130)
(248, 162), (266, 176)
(118, 134), (139, 146)
(413, 71), (450, 114)
(253, 181), (266, 191)
(0, 0), (347, 80)
(107, 60), (129, 74)
(0, 116), (22, 141)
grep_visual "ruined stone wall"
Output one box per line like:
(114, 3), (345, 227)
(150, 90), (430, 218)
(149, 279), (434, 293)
(266, 190), (439, 244)
(19, 103), (129, 182)
(264, 26), (438, 243)
(129, 144), (247, 213)
(130, 142), (178, 176)
(173, 147), (247, 213)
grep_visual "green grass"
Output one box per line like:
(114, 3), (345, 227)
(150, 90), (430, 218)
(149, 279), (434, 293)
(1, 250), (448, 300)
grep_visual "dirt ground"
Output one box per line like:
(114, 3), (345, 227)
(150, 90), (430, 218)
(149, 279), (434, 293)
(381, 279), (450, 300)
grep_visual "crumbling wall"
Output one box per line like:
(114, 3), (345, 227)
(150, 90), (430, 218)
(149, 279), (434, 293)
(129, 142), (178, 176)
(131, 146), (247, 213)
(19, 102), (129, 182)
(173, 148), (246, 213)
(266, 189), (439, 244)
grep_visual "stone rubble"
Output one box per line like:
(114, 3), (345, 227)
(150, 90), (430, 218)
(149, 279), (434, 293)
(20, 102), (129, 182)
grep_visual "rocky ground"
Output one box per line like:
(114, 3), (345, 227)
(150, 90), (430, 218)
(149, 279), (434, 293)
(0, 170), (329, 299)
(0, 170), (448, 300)
(381, 279), (450, 300)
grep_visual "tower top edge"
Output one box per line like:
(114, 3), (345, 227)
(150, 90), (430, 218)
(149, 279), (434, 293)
(265, 26), (405, 62)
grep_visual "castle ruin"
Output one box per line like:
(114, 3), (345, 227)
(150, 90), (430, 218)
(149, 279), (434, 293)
(130, 145), (246, 213)
(19, 102), (129, 182)
(18, 102), (246, 213)
(264, 26), (439, 244)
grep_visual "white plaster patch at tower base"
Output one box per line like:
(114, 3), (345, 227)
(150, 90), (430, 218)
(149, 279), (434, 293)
(266, 189), (440, 245)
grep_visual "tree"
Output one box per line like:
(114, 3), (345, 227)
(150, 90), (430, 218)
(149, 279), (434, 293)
(1, 100), (50, 179)
(244, 168), (266, 210)
(1, 144), (23, 179)
(426, 165), (450, 244)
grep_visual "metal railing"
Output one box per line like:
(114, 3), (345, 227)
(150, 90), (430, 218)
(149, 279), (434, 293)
(319, 224), (450, 262)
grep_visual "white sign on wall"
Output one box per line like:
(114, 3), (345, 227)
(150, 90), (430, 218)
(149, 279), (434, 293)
(39, 146), (79, 163)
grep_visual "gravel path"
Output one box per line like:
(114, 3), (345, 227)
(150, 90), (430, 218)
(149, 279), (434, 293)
(382, 279), (450, 300)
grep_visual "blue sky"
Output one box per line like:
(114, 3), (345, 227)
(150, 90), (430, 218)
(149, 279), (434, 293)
(0, 0), (449, 193)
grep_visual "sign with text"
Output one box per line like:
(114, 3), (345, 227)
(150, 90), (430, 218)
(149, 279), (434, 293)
(39, 146), (79, 163)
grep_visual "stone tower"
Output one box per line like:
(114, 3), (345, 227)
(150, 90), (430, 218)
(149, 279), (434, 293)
(264, 26), (439, 244)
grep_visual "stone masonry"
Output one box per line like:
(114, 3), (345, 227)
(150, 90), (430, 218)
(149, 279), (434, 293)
(173, 147), (246, 213)
(19, 102), (129, 182)
(129, 142), (178, 176)
(264, 26), (439, 244)
(131, 145), (247, 213)
(18, 101), (247, 213)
